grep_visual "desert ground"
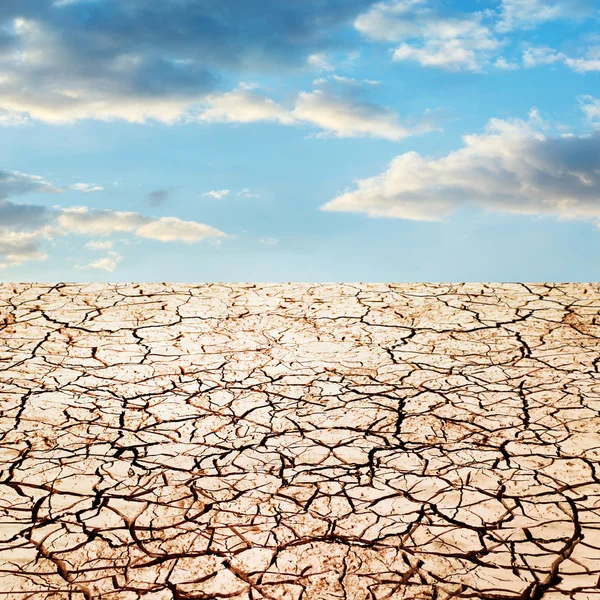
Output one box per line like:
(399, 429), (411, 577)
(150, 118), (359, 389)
(0, 283), (599, 599)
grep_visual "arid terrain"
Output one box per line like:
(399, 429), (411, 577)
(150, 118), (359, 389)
(0, 283), (599, 599)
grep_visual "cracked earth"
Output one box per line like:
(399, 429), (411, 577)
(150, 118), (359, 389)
(1, 283), (600, 599)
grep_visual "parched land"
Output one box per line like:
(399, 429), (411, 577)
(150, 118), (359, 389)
(0, 283), (599, 600)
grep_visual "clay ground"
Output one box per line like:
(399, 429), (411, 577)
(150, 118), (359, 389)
(0, 283), (599, 599)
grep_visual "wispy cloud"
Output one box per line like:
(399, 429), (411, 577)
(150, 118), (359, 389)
(260, 237), (279, 246)
(237, 189), (261, 198)
(496, 0), (595, 32)
(524, 45), (600, 72)
(70, 183), (104, 193)
(75, 251), (122, 272)
(136, 217), (225, 243)
(86, 240), (113, 250)
(202, 189), (230, 199)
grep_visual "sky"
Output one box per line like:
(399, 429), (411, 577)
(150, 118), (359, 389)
(1, 0), (600, 282)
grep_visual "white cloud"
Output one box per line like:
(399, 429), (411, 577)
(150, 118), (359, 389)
(0, 9), (435, 140)
(292, 90), (421, 140)
(202, 189), (230, 199)
(0, 177), (227, 267)
(196, 89), (294, 124)
(564, 47), (600, 73)
(392, 39), (488, 71)
(354, 0), (595, 72)
(237, 189), (261, 198)
(524, 45), (600, 72)
(260, 237), (279, 246)
(580, 96), (600, 125)
(136, 216), (226, 243)
(0, 1), (384, 125)
(76, 251), (122, 272)
(0, 18), (243, 124)
(322, 113), (600, 225)
(57, 207), (151, 235)
(523, 46), (564, 67)
(307, 53), (336, 72)
(315, 75), (381, 87)
(355, 0), (500, 71)
(496, 0), (594, 32)
(355, 0), (428, 42)
(58, 207), (226, 243)
(0, 109), (30, 127)
(70, 183), (105, 193)
(53, 0), (100, 6)
(86, 240), (113, 250)
(194, 85), (431, 141)
(494, 57), (519, 70)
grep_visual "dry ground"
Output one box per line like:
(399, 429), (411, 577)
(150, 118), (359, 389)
(0, 283), (599, 599)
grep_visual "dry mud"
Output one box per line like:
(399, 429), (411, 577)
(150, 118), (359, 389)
(1, 283), (599, 599)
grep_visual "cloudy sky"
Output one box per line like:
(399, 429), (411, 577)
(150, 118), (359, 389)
(1, 0), (599, 281)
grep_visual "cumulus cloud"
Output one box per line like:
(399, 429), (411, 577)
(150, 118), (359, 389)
(322, 112), (600, 225)
(202, 189), (230, 199)
(355, 0), (500, 71)
(496, 0), (594, 32)
(0, 0), (372, 124)
(0, 3), (436, 138)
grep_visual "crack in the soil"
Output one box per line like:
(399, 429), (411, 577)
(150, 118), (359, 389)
(0, 283), (599, 599)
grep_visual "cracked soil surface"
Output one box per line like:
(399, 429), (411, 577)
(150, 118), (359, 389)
(1, 283), (600, 599)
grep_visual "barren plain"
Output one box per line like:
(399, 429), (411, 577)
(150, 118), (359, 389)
(0, 283), (599, 599)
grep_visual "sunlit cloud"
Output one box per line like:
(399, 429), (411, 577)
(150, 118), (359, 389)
(323, 110), (600, 225)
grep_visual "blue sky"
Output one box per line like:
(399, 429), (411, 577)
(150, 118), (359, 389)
(1, 0), (599, 281)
